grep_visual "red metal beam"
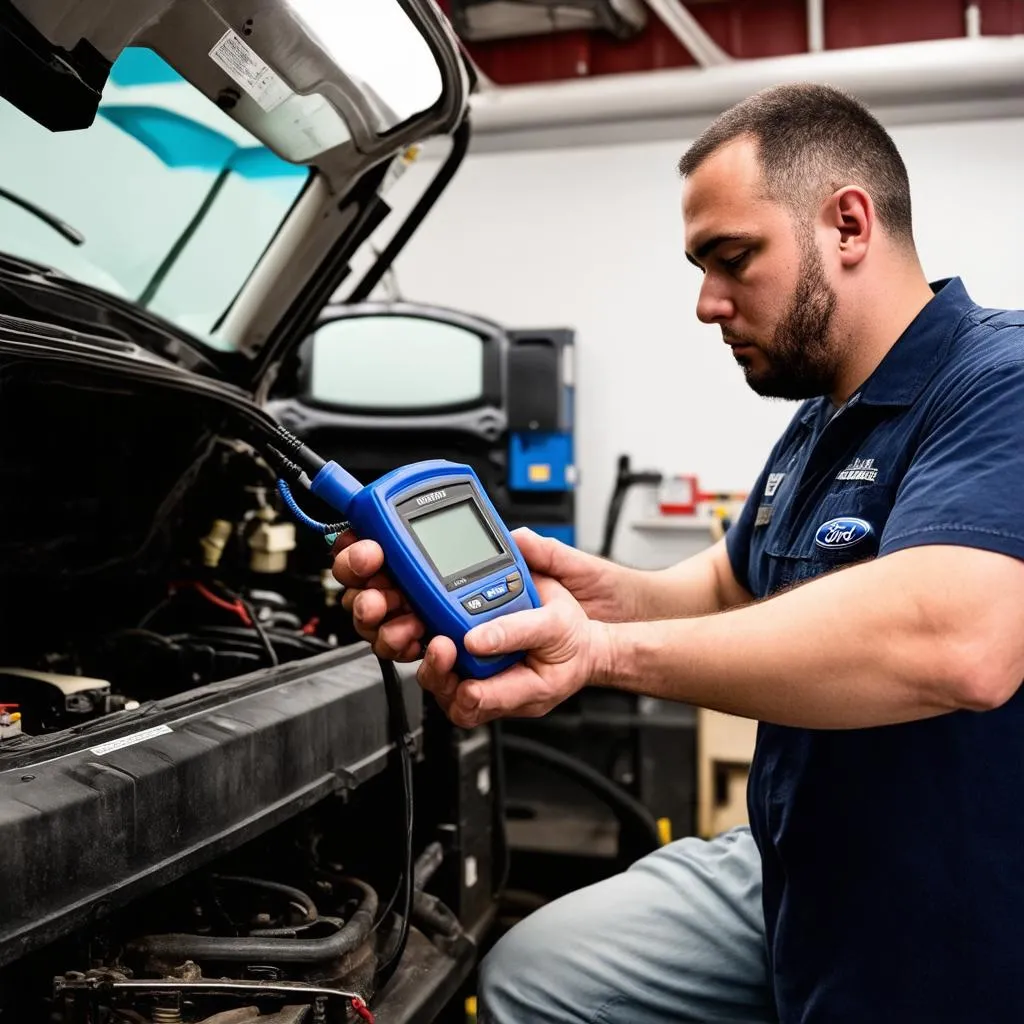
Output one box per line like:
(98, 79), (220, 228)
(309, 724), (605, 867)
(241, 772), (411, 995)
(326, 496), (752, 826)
(440, 0), (1023, 86)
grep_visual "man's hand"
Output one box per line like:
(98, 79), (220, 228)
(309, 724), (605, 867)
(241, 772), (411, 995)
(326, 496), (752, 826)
(332, 530), (425, 662)
(416, 575), (611, 729)
(331, 527), (632, 664)
(504, 529), (643, 623)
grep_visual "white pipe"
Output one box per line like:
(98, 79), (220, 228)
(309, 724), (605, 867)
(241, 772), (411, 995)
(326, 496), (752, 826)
(642, 0), (731, 66)
(469, 35), (1024, 135)
(965, 3), (982, 38)
(807, 0), (825, 52)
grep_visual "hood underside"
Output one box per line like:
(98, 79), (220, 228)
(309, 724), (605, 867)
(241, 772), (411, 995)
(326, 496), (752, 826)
(0, 0), (470, 385)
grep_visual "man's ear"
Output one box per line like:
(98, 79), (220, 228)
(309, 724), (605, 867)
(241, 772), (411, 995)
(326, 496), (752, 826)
(826, 186), (873, 268)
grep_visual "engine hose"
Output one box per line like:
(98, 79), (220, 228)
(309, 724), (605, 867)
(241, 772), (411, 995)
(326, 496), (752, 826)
(129, 879), (378, 964)
(210, 874), (318, 924)
(206, 874), (318, 934)
(501, 733), (662, 853)
(412, 841), (444, 891)
(411, 891), (461, 940)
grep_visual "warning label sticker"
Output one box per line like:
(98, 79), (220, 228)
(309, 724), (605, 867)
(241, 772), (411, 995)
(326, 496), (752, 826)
(208, 29), (291, 113)
(90, 724), (173, 757)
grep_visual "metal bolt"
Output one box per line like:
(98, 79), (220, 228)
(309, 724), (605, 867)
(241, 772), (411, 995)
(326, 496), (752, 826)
(312, 996), (327, 1023)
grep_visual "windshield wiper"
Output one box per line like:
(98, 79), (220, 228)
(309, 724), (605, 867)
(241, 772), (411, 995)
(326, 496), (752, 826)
(0, 185), (84, 246)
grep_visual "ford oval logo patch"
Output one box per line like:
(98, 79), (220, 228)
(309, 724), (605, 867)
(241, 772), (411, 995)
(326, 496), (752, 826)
(814, 517), (873, 550)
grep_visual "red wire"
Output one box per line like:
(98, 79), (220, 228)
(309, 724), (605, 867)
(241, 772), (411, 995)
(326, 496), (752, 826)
(351, 996), (374, 1022)
(192, 582), (252, 627)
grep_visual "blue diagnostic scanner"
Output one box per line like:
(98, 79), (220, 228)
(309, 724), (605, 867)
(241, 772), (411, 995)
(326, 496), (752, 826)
(306, 459), (541, 679)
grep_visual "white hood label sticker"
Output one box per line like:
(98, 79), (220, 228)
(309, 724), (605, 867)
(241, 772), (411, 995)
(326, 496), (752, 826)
(209, 29), (292, 113)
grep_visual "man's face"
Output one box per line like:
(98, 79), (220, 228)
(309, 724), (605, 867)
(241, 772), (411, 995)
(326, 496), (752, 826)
(682, 137), (840, 401)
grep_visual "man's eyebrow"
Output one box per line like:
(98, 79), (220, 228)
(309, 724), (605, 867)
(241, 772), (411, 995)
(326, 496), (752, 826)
(685, 232), (758, 267)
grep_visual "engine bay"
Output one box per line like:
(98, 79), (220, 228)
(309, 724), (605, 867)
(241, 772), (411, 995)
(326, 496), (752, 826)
(0, 355), (361, 744)
(0, 343), (490, 1022)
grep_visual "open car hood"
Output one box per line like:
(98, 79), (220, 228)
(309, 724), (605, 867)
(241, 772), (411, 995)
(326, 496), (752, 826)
(0, 0), (470, 388)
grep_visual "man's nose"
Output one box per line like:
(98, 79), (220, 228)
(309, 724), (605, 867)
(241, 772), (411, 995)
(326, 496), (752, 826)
(696, 278), (735, 324)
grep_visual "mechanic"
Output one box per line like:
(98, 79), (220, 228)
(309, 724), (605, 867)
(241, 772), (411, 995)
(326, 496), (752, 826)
(333, 83), (1024, 1023)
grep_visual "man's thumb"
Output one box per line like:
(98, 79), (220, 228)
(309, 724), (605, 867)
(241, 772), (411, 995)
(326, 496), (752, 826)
(465, 607), (553, 657)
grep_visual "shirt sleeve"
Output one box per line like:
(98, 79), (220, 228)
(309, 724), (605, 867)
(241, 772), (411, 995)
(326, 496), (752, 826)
(881, 361), (1024, 562)
(726, 460), (773, 594)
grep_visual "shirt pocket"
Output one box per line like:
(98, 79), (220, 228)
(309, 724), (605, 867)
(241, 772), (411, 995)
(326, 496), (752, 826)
(764, 481), (895, 587)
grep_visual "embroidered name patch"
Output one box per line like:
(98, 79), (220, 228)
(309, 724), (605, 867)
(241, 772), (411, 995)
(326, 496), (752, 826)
(836, 457), (878, 483)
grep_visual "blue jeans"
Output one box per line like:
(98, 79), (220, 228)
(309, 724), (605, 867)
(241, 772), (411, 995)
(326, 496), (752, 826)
(479, 826), (774, 1024)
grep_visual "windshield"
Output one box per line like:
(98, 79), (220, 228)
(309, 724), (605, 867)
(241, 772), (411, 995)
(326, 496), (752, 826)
(0, 47), (309, 346)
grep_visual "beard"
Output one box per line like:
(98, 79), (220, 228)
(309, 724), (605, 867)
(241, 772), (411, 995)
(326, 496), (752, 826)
(727, 235), (840, 400)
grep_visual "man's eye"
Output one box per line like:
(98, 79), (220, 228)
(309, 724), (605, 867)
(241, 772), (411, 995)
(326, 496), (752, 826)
(723, 250), (750, 272)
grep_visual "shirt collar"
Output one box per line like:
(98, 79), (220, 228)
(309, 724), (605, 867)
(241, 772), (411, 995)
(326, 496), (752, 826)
(850, 276), (975, 409)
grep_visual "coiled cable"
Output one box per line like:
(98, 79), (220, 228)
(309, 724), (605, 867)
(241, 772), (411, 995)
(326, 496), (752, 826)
(276, 478), (348, 536)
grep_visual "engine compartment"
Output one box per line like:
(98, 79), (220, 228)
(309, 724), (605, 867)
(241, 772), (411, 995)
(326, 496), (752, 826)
(0, 356), (489, 1022)
(0, 358), (360, 742)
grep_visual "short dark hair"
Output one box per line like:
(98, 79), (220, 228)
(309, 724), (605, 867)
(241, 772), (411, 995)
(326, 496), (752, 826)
(678, 83), (914, 245)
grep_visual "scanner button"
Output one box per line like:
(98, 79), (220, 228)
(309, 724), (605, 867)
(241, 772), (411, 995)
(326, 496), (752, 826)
(462, 595), (487, 614)
(482, 582), (509, 602)
(505, 572), (523, 594)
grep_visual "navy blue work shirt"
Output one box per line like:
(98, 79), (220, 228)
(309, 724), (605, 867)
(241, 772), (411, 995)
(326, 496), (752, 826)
(726, 278), (1024, 1023)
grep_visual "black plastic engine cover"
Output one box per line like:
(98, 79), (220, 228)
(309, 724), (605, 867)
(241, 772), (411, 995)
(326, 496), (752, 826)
(0, 647), (422, 967)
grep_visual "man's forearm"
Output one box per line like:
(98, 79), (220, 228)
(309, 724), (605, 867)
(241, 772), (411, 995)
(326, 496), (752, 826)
(595, 547), (1010, 729)
(616, 539), (751, 622)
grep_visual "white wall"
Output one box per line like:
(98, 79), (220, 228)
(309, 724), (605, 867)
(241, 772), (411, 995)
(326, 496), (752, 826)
(365, 114), (1024, 560)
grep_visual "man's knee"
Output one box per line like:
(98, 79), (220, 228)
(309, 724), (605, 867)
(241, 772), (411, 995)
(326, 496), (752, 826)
(477, 828), (769, 1024)
(479, 901), (578, 1023)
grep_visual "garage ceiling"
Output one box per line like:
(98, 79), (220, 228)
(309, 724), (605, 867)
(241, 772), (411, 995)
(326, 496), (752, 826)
(437, 0), (1024, 86)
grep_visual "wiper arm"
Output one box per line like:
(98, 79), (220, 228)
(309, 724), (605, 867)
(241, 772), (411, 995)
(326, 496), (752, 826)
(0, 185), (84, 246)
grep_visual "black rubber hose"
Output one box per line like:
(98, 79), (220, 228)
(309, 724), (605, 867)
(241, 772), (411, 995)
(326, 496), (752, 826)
(501, 733), (662, 853)
(128, 879), (377, 964)
(210, 874), (318, 929)
(413, 841), (445, 891)
(411, 891), (461, 940)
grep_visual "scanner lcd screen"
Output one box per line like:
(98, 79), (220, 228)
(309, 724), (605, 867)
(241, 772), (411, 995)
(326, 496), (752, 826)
(410, 500), (502, 578)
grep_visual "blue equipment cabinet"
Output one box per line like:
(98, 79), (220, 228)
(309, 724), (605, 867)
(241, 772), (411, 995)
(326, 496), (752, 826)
(504, 328), (576, 546)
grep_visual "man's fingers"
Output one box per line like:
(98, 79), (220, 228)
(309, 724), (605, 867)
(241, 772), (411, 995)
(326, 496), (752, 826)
(416, 637), (459, 699)
(349, 588), (406, 626)
(346, 588), (387, 627)
(332, 539), (386, 588)
(340, 576), (400, 616)
(374, 613), (426, 659)
(375, 638), (422, 664)
(330, 529), (358, 556)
